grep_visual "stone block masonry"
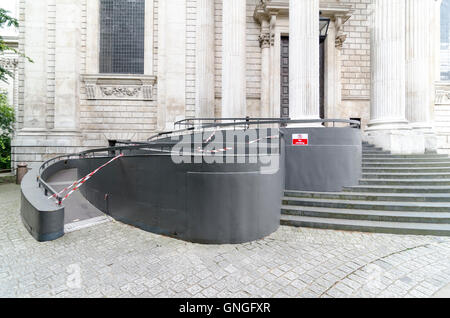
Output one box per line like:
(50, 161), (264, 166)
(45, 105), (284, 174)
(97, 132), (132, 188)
(340, 0), (372, 101)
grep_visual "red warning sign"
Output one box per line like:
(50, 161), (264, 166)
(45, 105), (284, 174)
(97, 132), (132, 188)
(292, 134), (309, 146)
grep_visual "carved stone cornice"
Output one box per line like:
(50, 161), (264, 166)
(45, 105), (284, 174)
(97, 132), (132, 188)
(0, 57), (18, 70)
(253, 1), (353, 49)
(255, 1), (353, 18)
(254, 1), (275, 49)
(334, 14), (350, 49)
(82, 74), (157, 101)
(436, 82), (450, 105)
(253, 1), (270, 24)
(259, 32), (275, 48)
(335, 34), (347, 49)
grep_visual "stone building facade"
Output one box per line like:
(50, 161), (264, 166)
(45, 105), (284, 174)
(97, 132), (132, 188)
(0, 0), (19, 121)
(2, 0), (450, 168)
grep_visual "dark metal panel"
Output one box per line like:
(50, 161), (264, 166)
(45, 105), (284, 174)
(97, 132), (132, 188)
(20, 163), (65, 242)
(280, 36), (289, 119)
(185, 170), (282, 244)
(282, 127), (362, 192)
(20, 125), (361, 243)
(76, 149), (284, 244)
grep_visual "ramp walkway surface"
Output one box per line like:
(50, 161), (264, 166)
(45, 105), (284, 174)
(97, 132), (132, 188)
(46, 168), (104, 224)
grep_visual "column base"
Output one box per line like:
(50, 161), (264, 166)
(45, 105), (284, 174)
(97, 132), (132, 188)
(364, 129), (426, 155)
(366, 118), (410, 131)
(288, 116), (324, 128)
(12, 129), (83, 168)
(409, 123), (438, 153)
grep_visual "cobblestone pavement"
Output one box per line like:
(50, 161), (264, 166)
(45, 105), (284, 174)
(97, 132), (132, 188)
(1, 183), (450, 298)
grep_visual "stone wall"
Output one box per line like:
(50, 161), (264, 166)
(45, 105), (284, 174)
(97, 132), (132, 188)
(12, 0), (448, 165)
(435, 82), (450, 154)
(12, 0), (376, 167)
(334, 0), (373, 129)
(340, 0), (372, 100)
(186, 0), (196, 119)
(214, 0), (262, 117)
(13, 0), (158, 167)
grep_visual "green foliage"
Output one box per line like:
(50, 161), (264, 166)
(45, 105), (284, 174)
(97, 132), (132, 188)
(0, 91), (14, 169)
(0, 92), (14, 134)
(0, 136), (11, 169)
(0, 6), (29, 169)
(0, 8), (33, 83)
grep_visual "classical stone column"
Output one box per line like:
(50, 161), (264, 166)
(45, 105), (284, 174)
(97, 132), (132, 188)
(369, 0), (408, 130)
(259, 20), (272, 118)
(54, 0), (81, 132)
(21, 0), (48, 131)
(435, 0), (443, 82)
(406, 0), (433, 129)
(195, 0), (215, 118)
(222, 0), (246, 118)
(254, 5), (272, 118)
(269, 14), (280, 119)
(157, 0), (186, 130)
(85, 0), (99, 74)
(334, 16), (346, 122)
(289, 0), (320, 123)
(367, 0), (424, 154)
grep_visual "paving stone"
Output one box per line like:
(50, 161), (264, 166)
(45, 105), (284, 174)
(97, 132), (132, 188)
(1, 183), (450, 298)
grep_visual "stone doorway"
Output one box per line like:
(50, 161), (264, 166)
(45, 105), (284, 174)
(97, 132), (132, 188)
(279, 36), (326, 120)
(280, 36), (289, 119)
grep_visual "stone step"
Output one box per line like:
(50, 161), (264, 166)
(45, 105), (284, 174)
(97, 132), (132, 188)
(363, 157), (450, 163)
(363, 154), (449, 159)
(281, 205), (450, 224)
(362, 150), (391, 155)
(281, 141), (450, 236)
(280, 215), (450, 236)
(284, 190), (450, 203)
(359, 178), (450, 186)
(0, 172), (14, 184)
(282, 197), (450, 212)
(362, 145), (383, 151)
(363, 162), (450, 168)
(362, 172), (450, 179)
(362, 167), (450, 173)
(343, 185), (450, 194)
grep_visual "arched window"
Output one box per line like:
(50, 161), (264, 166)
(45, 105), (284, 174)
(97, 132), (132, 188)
(441, 0), (450, 81)
(99, 0), (145, 74)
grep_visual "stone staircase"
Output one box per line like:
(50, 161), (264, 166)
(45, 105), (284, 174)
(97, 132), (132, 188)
(281, 142), (450, 236)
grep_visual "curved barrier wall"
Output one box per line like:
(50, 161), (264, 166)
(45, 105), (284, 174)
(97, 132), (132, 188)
(78, 151), (284, 244)
(21, 163), (65, 242)
(282, 127), (361, 192)
(20, 122), (362, 243)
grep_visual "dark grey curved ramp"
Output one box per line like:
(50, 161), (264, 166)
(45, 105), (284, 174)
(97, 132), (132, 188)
(20, 164), (65, 242)
(282, 127), (362, 192)
(46, 168), (104, 224)
(77, 152), (284, 244)
(20, 124), (363, 243)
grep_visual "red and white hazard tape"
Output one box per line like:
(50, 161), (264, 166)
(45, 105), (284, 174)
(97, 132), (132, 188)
(196, 147), (233, 154)
(203, 129), (217, 143)
(248, 135), (279, 144)
(196, 135), (279, 154)
(49, 153), (124, 204)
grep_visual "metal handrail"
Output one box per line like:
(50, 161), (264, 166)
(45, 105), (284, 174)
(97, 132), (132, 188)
(150, 118), (361, 141)
(37, 143), (174, 205)
(174, 117), (289, 129)
(38, 117), (361, 204)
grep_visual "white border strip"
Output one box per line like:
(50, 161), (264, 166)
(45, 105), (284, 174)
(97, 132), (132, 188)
(64, 216), (112, 233)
